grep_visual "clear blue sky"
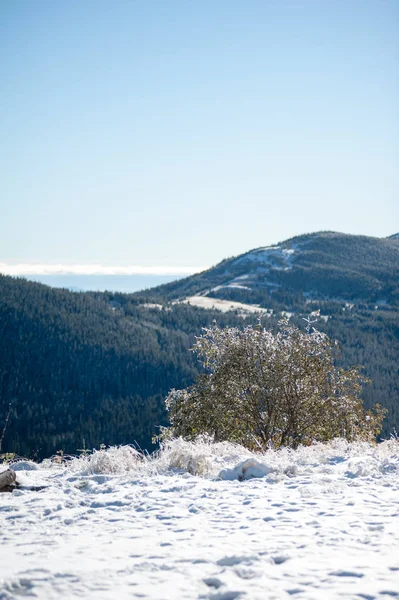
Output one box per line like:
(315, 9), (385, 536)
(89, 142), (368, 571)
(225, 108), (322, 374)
(1, 0), (398, 272)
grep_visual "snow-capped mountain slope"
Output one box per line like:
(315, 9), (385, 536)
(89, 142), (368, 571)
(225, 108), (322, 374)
(140, 232), (399, 306)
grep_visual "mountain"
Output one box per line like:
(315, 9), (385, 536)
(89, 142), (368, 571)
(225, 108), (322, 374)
(136, 231), (399, 308)
(1, 232), (398, 458)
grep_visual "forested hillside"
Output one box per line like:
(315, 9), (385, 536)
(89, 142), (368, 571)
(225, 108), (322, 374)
(1, 232), (398, 458)
(0, 276), (247, 457)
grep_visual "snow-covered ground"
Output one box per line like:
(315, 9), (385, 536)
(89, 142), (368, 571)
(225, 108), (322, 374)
(1, 438), (398, 600)
(181, 295), (267, 315)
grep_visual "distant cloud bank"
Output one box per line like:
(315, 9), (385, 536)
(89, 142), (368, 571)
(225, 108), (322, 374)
(0, 263), (206, 276)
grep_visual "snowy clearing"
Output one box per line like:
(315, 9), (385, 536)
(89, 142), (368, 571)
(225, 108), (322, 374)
(1, 438), (398, 600)
(181, 296), (266, 315)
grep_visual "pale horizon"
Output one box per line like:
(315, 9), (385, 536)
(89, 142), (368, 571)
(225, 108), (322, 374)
(0, 263), (207, 277)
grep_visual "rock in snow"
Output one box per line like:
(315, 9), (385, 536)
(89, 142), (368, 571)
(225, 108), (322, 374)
(0, 468), (17, 492)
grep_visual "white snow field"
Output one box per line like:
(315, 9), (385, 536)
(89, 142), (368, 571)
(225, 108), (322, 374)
(181, 296), (267, 315)
(1, 438), (398, 600)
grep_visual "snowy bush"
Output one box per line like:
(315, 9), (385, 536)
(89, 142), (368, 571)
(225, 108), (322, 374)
(162, 319), (386, 450)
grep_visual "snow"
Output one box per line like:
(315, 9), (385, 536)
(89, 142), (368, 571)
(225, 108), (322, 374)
(182, 296), (267, 315)
(280, 311), (293, 318)
(211, 284), (251, 292)
(233, 244), (297, 271)
(1, 438), (398, 600)
(196, 244), (298, 298)
(142, 303), (164, 310)
(233, 274), (251, 281)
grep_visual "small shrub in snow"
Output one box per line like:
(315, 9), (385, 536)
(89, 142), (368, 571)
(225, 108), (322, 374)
(161, 319), (385, 450)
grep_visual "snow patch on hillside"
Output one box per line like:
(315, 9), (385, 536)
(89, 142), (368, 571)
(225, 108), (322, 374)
(233, 243), (298, 271)
(211, 283), (251, 292)
(181, 295), (268, 315)
(142, 302), (164, 310)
